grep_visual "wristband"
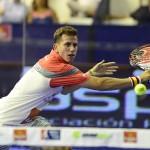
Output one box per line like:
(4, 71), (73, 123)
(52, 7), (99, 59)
(129, 76), (142, 87)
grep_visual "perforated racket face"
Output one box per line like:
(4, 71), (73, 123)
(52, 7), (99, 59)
(129, 44), (150, 70)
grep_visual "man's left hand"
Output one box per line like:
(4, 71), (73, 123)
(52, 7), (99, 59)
(88, 60), (119, 77)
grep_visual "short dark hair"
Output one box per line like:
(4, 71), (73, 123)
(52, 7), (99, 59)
(53, 26), (78, 43)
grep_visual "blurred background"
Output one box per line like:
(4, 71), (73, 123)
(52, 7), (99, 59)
(1, 0), (150, 150)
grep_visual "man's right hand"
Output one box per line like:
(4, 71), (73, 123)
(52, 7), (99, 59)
(140, 70), (150, 82)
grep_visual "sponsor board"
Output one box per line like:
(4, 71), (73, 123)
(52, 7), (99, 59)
(41, 129), (60, 140)
(124, 131), (137, 143)
(13, 129), (27, 141)
(72, 130), (112, 140)
(0, 24), (12, 42)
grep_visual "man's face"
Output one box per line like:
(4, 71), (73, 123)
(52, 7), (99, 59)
(54, 34), (78, 63)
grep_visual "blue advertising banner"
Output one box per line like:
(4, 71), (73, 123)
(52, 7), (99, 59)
(1, 24), (150, 129)
(1, 24), (150, 65)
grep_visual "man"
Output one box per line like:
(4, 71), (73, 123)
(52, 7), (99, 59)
(0, 26), (150, 150)
(0, 25), (150, 126)
(0, 25), (119, 127)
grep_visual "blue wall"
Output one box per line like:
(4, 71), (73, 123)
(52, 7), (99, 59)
(1, 24), (150, 65)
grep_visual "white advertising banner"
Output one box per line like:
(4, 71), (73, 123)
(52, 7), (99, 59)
(0, 127), (150, 148)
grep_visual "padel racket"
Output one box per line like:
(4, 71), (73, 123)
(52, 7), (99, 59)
(129, 44), (150, 70)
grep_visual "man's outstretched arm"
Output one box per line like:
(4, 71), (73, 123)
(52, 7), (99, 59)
(62, 70), (150, 94)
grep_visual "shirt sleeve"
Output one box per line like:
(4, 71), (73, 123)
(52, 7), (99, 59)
(50, 70), (89, 87)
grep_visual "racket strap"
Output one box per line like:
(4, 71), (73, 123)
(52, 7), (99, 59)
(129, 76), (141, 87)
